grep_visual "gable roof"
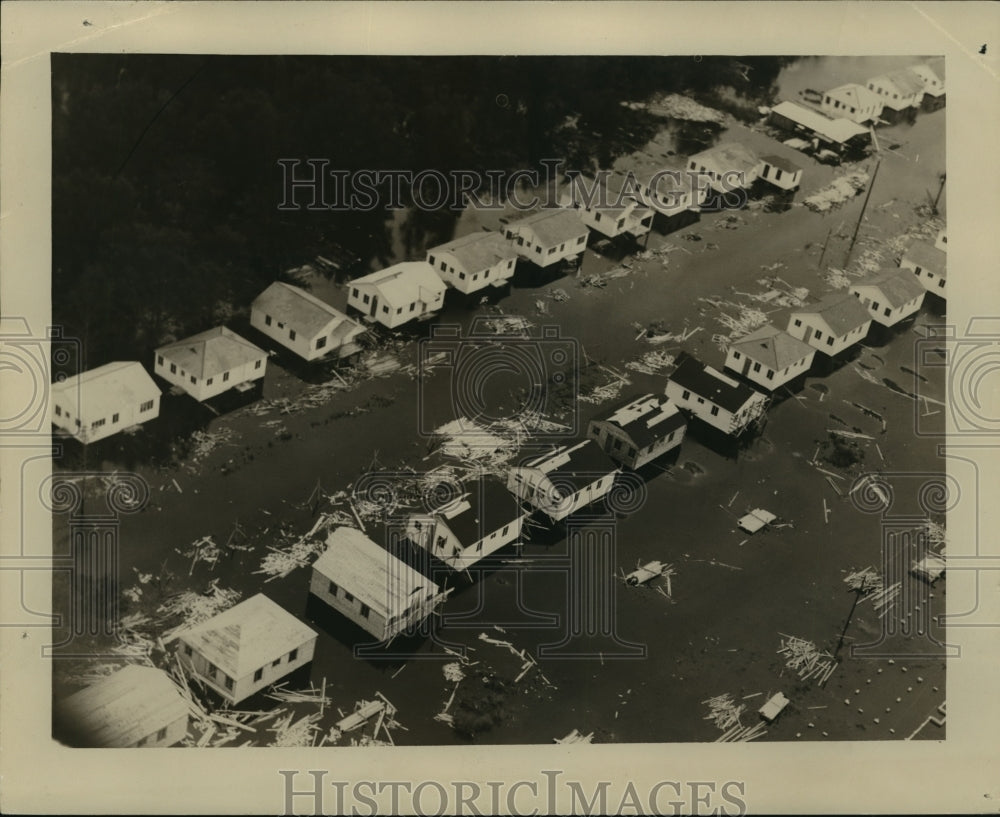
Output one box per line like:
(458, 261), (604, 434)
(759, 154), (802, 175)
(825, 82), (882, 111)
(429, 231), (519, 273)
(178, 593), (316, 679)
(507, 208), (589, 247)
(730, 324), (815, 370)
(156, 327), (265, 379)
(852, 268), (926, 308)
(871, 68), (925, 97)
(520, 439), (618, 491)
(51, 361), (159, 420)
(689, 142), (760, 174)
(903, 239), (947, 276)
(668, 353), (762, 413)
(598, 393), (686, 448)
(792, 292), (872, 336)
(430, 477), (526, 546)
(313, 527), (437, 618)
(253, 282), (361, 338)
(58, 665), (187, 748)
(352, 262), (445, 308)
(770, 101), (870, 144)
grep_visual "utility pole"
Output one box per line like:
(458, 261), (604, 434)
(817, 226), (833, 269)
(835, 576), (867, 658)
(844, 157), (881, 267)
(932, 172), (946, 215)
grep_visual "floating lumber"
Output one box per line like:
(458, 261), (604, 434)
(777, 635), (838, 686)
(827, 428), (875, 440)
(703, 693), (745, 731)
(336, 699), (385, 732)
(625, 560), (669, 586)
(555, 729), (594, 744)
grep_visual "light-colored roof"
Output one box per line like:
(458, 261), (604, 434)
(851, 268), (926, 308)
(825, 83), (882, 111)
(689, 142), (760, 174)
(730, 324), (815, 370)
(156, 327), (265, 379)
(926, 57), (945, 81)
(507, 208), (589, 247)
(870, 68), (926, 97)
(770, 101), (869, 144)
(902, 240), (947, 277)
(313, 527), (436, 618)
(59, 665), (187, 747)
(793, 292), (872, 336)
(429, 231), (518, 273)
(51, 361), (159, 420)
(179, 593), (317, 679)
(352, 262), (445, 308)
(253, 282), (361, 338)
(563, 173), (650, 219)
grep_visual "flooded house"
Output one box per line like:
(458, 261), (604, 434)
(910, 58), (945, 110)
(664, 352), (769, 436)
(900, 239), (947, 298)
(346, 262), (446, 328)
(629, 157), (706, 217)
(405, 476), (529, 571)
(758, 154), (803, 191)
(866, 68), (925, 121)
(506, 439), (619, 522)
(503, 209), (590, 268)
(686, 142), (762, 193)
(250, 281), (366, 362)
(176, 593), (318, 705)
(425, 231), (520, 295)
(587, 394), (686, 469)
(850, 268), (926, 327)
(820, 83), (884, 124)
(57, 665), (188, 748)
(724, 324), (816, 391)
(155, 327), (267, 402)
(51, 361), (160, 443)
(787, 292), (873, 357)
(560, 172), (654, 241)
(310, 526), (449, 640)
(768, 101), (872, 158)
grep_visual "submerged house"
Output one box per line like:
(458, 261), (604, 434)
(346, 262), (446, 328)
(850, 268), (926, 327)
(758, 154), (803, 191)
(177, 593), (318, 705)
(560, 172), (654, 241)
(506, 439), (619, 522)
(687, 142), (761, 193)
(503, 209), (589, 268)
(51, 361), (160, 444)
(57, 665), (188, 748)
(900, 240), (947, 297)
(665, 353), (769, 436)
(787, 293), (873, 356)
(310, 526), (449, 640)
(910, 58), (945, 109)
(769, 101), (871, 156)
(250, 282), (366, 362)
(820, 83), (884, 124)
(405, 477), (529, 571)
(724, 325), (816, 391)
(426, 231), (520, 295)
(587, 394), (686, 469)
(154, 327), (267, 401)
(866, 69), (925, 120)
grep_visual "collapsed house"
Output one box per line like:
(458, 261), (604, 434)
(51, 361), (160, 444)
(587, 393), (686, 469)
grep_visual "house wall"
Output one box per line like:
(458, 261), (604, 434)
(821, 92), (882, 124)
(587, 419), (684, 469)
(866, 80), (922, 111)
(52, 393), (160, 443)
(724, 347), (814, 391)
(250, 306), (327, 361)
(426, 250), (517, 294)
(406, 515), (463, 563)
(665, 379), (739, 432)
(639, 181), (692, 216)
(310, 568), (388, 639)
(348, 282), (443, 328)
(687, 159), (760, 192)
(154, 353), (265, 401)
(759, 163), (802, 191)
(505, 226), (588, 268)
(787, 313), (871, 356)
(131, 712), (188, 748)
(901, 258), (947, 296)
(506, 466), (615, 521)
(851, 287), (925, 327)
(454, 515), (525, 570)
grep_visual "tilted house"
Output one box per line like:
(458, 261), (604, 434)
(687, 142), (762, 193)
(405, 477), (529, 571)
(310, 526), (449, 640)
(587, 394), (686, 470)
(177, 593), (318, 705)
(787, 292), (873, 356)
(251, 282), (366, 361)
(507, 439), (619, 522)
(758, 154), (803, 191)
(909, 58), (945, 108)
(503, 209), (589, 268)
(51, 361), (160, 444)
(346, 262), (446, 328)
(900, 239), (947, 297)
(560, 172), (654, 240)
(426, 231), (520, 295)
(57, 665), (188, 748)
(155, 327), (267, 401)
(665, 353), (768, 435)
(866, 68), (925, 117)
(850, 268), (926, 327)
(724, 324), (816, 391)
(769, 101), (871, 156)
(820, 83), (884, 124)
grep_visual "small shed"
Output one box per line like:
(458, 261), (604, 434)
(759, 692), (790, 723)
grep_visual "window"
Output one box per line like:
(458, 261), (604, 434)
(547, 247), (556, 255)
(136, 736), (148, 747)
(409, 303), (415, 312)
(794, 319), (802, 327)
(473, 274), (479, 281)
(190, 375), (197, 384)
(428, 256), (435, 266)
(360, 604), (370, 619)
(681, 389), (690, 400)
(265, 315), (272, 326)
(826, 337), (835, 346)
(577, 235), (585, 244)
(766, 370), (774, 380)
(627, 447), (636, 458)
(55, 405), (62, 416)
(316, 336), (327, 349)
(502, 525), (509, 536)
(170, 363), (177, 374)
(595, 212), (602, 222)
(277, 321), (285, 329)
(813, 329), (822, 340)
(363, 293), (370, 304)
(752, 362), (761, 373)
(884, 307), (892, 317)
(710, 406), (720, 417)
(344, 591), (354, 602)
(872, 301), (880, 311)
(157, 355), (164, 366)
(696, 397), (705, 405)
(254, 360), (262, 370)
(328, 580), (338, 596)
(206, 378), (213, 386)
(75, 419), (81, 427)
(440, 261), (447, 271)
(459, 272), (466, 280)
(253, 668), (263, 682)
(92, 418), (105, 429)
(272, 657), (281, 667)
(535, 245), (542, 254)
(112, 413), (119, 424)
(288, 649), (298, 662)
(289, 329), (296, 341)
(396, 307), (402, 315)
(938, 279), (944, 289)
(775, 169), (783, 181)
(382, 305), (389, 314)
(732, 351), (741, 360)
(352, 288), (359, 299)
(157, 727), (167, 741)
(224, 675), (234, 690)
(223, 372), (230, 382)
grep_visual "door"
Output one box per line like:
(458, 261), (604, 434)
(370, 294), (378, 318)
(742, 356), (752, 377)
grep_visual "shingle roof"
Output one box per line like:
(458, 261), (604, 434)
(352, 262), (446, 309)
(179, 594), (316, 679)
(729, 324), (815, 370)
(669, 353), (762, 414)
(771, 101), (870, 144)
(156, 327), (265, 379)
(825, 83), (882, 111)
(903, 240), (947, 276)
(429, 231), (519, 273)
(431, 477), (525, 546)
(852, 268), (926, 308)
(598, 393), (686, 449)
(689, 142), (760, 174)
(507, 208), (589, 247)
(793, 292), (872, 336)
(51, 361), (159, 421)
(58, 665), (187, 748)
(253, 282), (361, 338)
(760, 154), (802, 175)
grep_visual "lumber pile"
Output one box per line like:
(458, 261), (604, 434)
(703, 693), (746, 731)
(715, 722), (768, 742)
(777, 635), (838, 686)
(157, 580), (242, 642)
(803, 171), (868, 213)
(625, 349), (676, 376)
(254, 510), (353, 581)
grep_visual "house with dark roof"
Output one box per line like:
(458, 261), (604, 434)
(587, 394), (686, 469)
(910, 58), (945, 109)
(154, 327), (267, 401)
(724, 324), (816, 391)
(426, 232), (520, 295)
(900, 239), (947, 297)
(51, 361), (160, 443)
(503, 209), (589, 268)
(850, 268), (926, 327)
(251, 282), (366, 361)
(866, 68), (925, 118)
(506, 439), (619, 522)
(787, 293), (873, 356)
(405, 476), (529, 571)
(758, 154), (803, 191)
(687, 142), (762, 193)
(559, 172), (654, 240)
(664, 353), (769, 435)
(57, 665), (188, 748)
(310, 527), (449, 640)
(821, 83), (884, 124)
(347, 262), (446, 328)
(176, 593), (317, 704)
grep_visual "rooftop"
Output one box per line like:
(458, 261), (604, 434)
(352, 261), (446, 308)
(759, 154), (803, 175)
(770, 100), (870, 144)
(871, 68), (926, 97)
(429, 231), (519, 273)
(793, 291), (872, 335)
(730, 324), (815, 370)
(430, 476), (525, 546)
(253, 281), (361, 338)
(506, 208), (589, 247)
(51, 361), (159, 420)
(521, 439), (618, 491)
(903, 239), (947, 276)
(599, 393), (686, 448)
(825, 83), (882, 111)
(669, 353), (762, 414)
(157, 327), (265, 379)
(852, 268), (926, 308)
(563, 172), (651, 219)
(689, 142), (760, 173)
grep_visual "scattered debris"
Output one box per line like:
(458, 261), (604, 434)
(777, 634), (838, 686)
(804, 171), (869, 213)
(555, 728), (595, 744)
